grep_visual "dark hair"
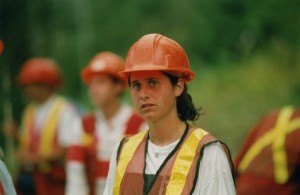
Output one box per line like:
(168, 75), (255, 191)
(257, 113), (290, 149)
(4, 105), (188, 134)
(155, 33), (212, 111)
(109, 75), (125, 97)
(163, 72), (203, 122)
(109, 75), (124, 84)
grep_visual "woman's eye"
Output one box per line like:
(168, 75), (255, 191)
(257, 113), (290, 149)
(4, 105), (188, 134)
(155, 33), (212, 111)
(131, 83), (141, 90)
(148, 80), (158, 87)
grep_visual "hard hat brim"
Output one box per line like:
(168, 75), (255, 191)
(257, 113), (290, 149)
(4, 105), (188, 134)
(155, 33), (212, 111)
(119, 64), (195, 82)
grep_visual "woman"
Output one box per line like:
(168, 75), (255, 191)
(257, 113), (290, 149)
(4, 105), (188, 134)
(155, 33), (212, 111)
(104, 34), (235, 194)
(66, 52), (147, 195)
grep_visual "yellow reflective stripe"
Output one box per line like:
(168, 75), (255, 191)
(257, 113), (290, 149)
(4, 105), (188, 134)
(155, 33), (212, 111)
(81, 133), (93, 146)
(20, 104), (36, 150)
(238, 106), (300, 184)
(166, 128), (208, 194)
(286, 118), (300, 133)
(113, 130), (147, 195)
(273, 107), (293, 184)
(238, 130), (274, 172)
(39, 97), (65, 157)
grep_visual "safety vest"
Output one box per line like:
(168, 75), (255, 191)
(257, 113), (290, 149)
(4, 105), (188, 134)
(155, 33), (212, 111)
(20, 96), (66, 172)
(0, 180), (4, 195)
(235, 106), (300, 194)
(67, 112), (145, 195)
(21, 97), (66, 156)
(114, 127), (233, 195)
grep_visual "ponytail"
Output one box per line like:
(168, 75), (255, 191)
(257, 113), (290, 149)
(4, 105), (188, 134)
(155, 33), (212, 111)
(163, 72), (203, 122)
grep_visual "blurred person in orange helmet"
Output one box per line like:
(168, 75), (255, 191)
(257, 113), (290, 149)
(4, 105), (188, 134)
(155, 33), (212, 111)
(235, 106), (300, 195)
(103, 34), (236, 195)
(3, 58), (80, 195)
(65, 51), (147, 195)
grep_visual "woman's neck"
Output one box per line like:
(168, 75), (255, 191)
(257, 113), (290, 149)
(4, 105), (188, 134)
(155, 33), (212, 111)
(98, 100), (121, 121)
(148, 118), (186, 146)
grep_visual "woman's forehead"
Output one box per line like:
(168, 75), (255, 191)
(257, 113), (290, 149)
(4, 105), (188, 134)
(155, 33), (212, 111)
(130, 71), (164, 80)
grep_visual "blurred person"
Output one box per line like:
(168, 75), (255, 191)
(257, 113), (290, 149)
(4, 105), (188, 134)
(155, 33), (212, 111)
(0, 151), (17, 195)
(103, 33), (236, 194)
(235, 106), (300, 194)
(3, 58), (80, 195)
(65, 52), (147, 195)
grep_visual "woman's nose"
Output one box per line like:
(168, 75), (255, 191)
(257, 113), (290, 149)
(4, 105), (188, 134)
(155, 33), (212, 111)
(139, 87), (149, 100)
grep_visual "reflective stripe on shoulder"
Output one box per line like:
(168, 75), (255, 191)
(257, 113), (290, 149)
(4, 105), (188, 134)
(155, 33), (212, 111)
(20, 103), (36, 150)
(166, 128), (208, 194)
(39, 97), (66, 156)
(113, 130), (148, 195)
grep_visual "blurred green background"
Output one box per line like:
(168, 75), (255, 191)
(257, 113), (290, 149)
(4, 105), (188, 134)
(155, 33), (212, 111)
(0, 0), (299, 159)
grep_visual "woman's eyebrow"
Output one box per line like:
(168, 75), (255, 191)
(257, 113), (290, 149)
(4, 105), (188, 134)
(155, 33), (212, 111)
(131, 77), (159, 84)
(145, 77), (159, 81)
(130, 80), (139, 85)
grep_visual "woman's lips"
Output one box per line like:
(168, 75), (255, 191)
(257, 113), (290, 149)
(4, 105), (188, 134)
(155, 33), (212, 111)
(141, 103), (155, 109)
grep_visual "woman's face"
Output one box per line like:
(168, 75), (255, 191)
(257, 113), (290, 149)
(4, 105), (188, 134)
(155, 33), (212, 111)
(23, 84), (53, 103)
(88, 74), (122, 107)
(129, 71), (183, 122)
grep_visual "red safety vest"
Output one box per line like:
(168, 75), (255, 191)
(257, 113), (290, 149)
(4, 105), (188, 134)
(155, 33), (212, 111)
(19, 96), (67, 195)
(0, 180), (4, 195)
(67, 112), (145, 195)
(115, 127), (234, 195)
(235, 106), (300, 195)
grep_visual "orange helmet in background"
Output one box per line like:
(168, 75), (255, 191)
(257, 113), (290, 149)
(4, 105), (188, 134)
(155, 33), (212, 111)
(18, 58), (62, 88)
(0, 39), (4, 55)
(119, 33), (195, 82)
(81, 51), (125, 85)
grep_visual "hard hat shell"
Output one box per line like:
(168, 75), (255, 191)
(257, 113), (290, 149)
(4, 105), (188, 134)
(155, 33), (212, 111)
(0, 39), (3, 55)
(119, 33), (195, 82)
(81, 51), (125, 85)
(18, 58), (62, 87)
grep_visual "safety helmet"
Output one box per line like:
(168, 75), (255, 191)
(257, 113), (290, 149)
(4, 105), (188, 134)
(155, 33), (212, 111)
(0, 39), (3, 55)
(119, 33), (195, 82)
(18, 58), (62, 87)
(81, 51), (125, 84)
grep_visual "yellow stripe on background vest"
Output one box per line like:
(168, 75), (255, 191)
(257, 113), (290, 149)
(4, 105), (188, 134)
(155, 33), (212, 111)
(81, 133), (93, 146)
(272, 107), (293, 184)
(39, 97), (65, 157)
(166, 128), (208, 194)
(113, 130), (147, 195)
(20, 104), (36, 150)
(238, 106), (300, 184)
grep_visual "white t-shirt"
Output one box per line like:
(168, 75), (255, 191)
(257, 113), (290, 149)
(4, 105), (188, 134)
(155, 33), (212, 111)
(66, 104), (148, 195)
(103, 137), (236, 195)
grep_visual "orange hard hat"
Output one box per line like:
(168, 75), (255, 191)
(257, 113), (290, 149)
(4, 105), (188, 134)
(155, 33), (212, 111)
(81, 51), (125, 84)
(119, 33), (195, 82)
(0, 40), (3, 55)
(18, 58), (62, 87)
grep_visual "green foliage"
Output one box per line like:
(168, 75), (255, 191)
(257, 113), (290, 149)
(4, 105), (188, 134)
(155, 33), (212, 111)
(190, 42), (299, 155)
(0, 0), (299, 156)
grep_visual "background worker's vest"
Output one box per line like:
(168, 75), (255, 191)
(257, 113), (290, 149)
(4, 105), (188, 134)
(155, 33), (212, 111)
(68, 112), (145, 195)
(18, 96), (67, 195)
(115, 128), (234, 195)
(20, 96), (66, 175)
(235, 106), (300, 195)
(0, 181), (3, 195)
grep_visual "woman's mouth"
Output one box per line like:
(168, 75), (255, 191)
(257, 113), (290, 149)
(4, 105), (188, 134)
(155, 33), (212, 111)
(141, 103), (155, 109)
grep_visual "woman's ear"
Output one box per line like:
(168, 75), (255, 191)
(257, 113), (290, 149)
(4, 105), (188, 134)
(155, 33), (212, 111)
(174, 78), (185, 97)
